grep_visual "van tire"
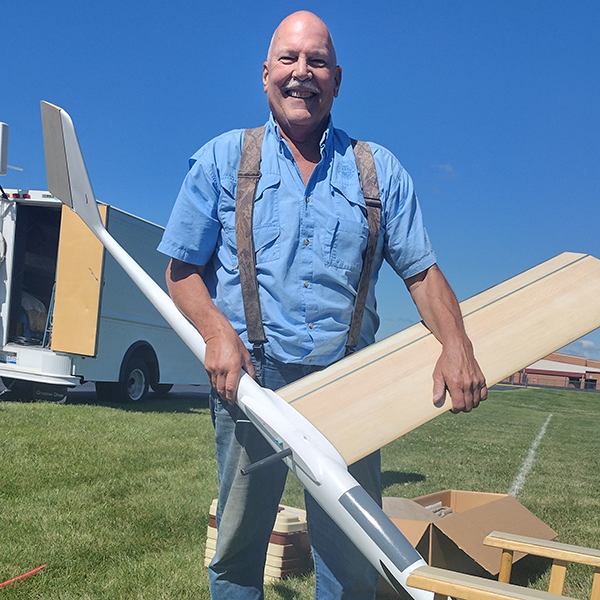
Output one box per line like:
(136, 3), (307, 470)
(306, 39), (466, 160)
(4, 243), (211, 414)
(118, 358), (150, 402)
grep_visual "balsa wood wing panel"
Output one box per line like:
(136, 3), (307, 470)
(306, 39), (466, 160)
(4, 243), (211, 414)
(278, 252), (600, 465)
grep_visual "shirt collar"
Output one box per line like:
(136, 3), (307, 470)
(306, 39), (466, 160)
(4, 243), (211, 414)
(320, 116), (333, 158)
(267, 113), (282, 143)
(267, 113), (334, 157)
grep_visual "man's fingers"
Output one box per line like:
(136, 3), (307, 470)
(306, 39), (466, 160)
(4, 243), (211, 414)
(210, 370), (225, 402)
(432, 368), (447, 407)
(224, 370), (239, 404)
(241, 352), (256, 380)
(448, 379), (488, 413)
(210, 367), (241, 404)
(465, 372), (488, 410)
(206, 365), (234, 404)
(448, 385), (469, 414)
(204, 335), (251, 403)
(432, 347), (487, 414)
(480, 382), (489, 402)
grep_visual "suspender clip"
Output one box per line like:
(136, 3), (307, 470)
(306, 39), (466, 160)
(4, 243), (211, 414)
(252, 342), (265, 363)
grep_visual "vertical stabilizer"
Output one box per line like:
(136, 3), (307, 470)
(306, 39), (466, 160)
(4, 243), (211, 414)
(41, 101), (103, 232)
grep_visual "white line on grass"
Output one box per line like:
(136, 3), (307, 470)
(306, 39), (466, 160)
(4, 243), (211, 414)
(508, 413), (553, 498)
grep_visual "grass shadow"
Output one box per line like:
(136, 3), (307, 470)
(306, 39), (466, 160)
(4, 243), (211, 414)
(268, 583), (303, 599)
(64, 385), (210, 414)
(381, 470), (426, 491)
(267, 572), (314, 599)
(509, 554), (552, 588)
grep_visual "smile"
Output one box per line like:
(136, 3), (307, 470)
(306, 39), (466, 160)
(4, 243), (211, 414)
(286, 90), (316, 99)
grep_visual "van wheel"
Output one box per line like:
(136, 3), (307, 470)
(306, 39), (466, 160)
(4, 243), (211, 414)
(119, 358), (150, 402)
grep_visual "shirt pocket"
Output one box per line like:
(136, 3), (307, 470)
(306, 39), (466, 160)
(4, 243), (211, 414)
(220, 173), (281, 265)
(252, 175), (281, 263)
(322, 217), (368, 271)
(222, 218), (280, 265)
(253, 223), (280, 263)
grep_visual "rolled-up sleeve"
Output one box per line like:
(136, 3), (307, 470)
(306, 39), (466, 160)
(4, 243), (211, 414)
(158, 150), (221, 266)
(373, 146), (436, 280)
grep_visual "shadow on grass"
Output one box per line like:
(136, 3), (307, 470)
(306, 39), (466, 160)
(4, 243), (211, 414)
(268, 582), (304, 599)
(459, 555), (551, 588)
(64, 385), (210, 414)
(509, 554), (552, 588)
(381, 470), (426, 490)
(267, 572), (314, 599)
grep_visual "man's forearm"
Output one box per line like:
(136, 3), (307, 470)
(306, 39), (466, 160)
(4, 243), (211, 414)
(165, 258), (255, 401)
(166, 259), (238, 342)
(405, 264), (487, 412)
(405, 264), (468, 345)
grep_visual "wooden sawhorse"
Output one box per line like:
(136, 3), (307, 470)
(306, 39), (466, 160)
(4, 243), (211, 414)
(484, 531), (600, 600)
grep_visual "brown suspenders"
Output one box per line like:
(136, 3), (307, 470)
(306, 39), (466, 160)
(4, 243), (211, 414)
(235, 126), (381, 359)
(346, 139), (381, 354)
(235, 127), (268, 355)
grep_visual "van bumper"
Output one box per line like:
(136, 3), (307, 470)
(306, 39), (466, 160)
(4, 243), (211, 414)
(0, 345), (79, 386)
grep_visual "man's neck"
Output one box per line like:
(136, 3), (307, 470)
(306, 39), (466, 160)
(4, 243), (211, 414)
(276, 117), (329, 185)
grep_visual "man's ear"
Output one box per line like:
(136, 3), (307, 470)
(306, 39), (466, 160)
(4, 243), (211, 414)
(333, 65), (342, 98)
(262, 62), (269, 93)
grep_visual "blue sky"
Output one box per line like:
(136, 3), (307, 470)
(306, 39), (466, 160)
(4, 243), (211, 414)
(3, 0), (599, 359)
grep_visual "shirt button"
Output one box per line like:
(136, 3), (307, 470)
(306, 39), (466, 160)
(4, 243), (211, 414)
(303, 281), (309, 288)
(303, 238), (309, 245)
(306, 357), (312, 363)
(305, 197), (310, 203)
(308, 323), (313, 329)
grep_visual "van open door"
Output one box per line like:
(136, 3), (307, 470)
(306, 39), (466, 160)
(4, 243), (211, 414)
(50, 204), (107, 357)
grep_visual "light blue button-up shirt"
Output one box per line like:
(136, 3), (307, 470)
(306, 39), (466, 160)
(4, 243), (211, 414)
(158, 115), (436, 365)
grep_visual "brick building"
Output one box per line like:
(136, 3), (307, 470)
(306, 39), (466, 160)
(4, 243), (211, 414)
(505, 352), (600, 390)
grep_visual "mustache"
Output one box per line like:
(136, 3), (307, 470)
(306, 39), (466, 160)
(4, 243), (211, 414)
(282, 79), (321, 94)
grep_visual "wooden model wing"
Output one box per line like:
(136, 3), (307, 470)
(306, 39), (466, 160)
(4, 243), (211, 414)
(278, 252), (600, 465)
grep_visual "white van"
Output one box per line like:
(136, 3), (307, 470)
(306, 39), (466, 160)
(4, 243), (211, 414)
(0, 187), (208, 402)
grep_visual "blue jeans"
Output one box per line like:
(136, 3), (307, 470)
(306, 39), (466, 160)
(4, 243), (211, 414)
(208, 354), (381, 600)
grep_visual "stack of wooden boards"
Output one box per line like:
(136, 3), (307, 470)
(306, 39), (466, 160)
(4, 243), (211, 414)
(205, 499), (312, 583)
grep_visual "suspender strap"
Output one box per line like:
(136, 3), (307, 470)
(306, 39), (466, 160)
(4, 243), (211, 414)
(346, 139), (382, 355)
(235, 129), (381, 359)
(235, 126), (267, 356)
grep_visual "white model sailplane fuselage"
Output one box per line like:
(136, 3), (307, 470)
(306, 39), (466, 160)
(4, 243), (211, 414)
(40, 101), (432, 599)
(39, 101), (600, 598)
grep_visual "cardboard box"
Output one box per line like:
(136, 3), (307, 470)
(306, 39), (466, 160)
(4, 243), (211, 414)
(383, 490), (557, 577)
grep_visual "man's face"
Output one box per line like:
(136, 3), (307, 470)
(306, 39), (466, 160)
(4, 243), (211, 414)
(263, 15), (341, 139)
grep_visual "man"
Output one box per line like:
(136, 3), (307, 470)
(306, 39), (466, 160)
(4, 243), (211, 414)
(159, 10), (487, 600)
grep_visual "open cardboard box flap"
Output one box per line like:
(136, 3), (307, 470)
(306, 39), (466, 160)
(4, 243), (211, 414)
(383, 490), (557, 575)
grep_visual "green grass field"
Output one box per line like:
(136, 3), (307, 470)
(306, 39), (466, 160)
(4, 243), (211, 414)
(0, 387), (598, 599)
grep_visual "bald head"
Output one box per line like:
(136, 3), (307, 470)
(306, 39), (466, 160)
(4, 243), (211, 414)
(267, 11), (337, 67)
(263, 11), (342, 143)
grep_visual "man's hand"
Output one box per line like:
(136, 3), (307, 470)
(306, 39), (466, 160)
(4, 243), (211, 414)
(166, 258), (255, 404)
(203, 325), (255, 404)
(432, 337), (487, 413)
(405, 264), (487, 413)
